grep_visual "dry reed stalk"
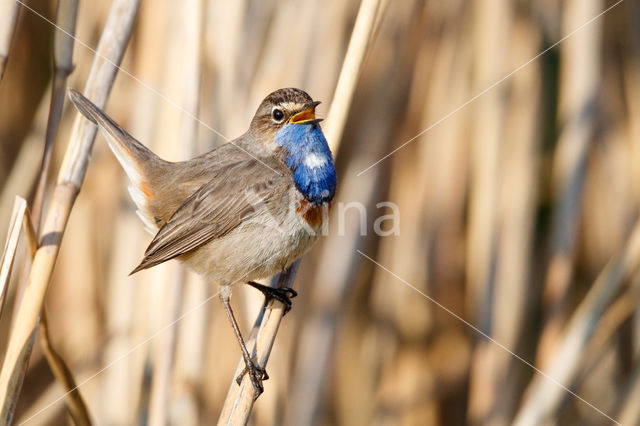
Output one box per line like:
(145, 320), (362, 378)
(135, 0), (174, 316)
(0, 198), (88, 424)
(24, 6), (83, 420)
(244, 0), (315, 119)
(178, 0), (203, 154)
(298, 0), (353, 108)
(465, 0), (511, 420)
(173, 272), (208, 425)
(216, 1), (385, 423)
(208, 0), (245, 138)
(537, 0), (603, 368)
(0, 91), (51, 262)
(623, 9), (640, 210)
(0, 0), (140, 422)
(465, 0), (509, 333)
(324, 0), (384, 153)
(617, 361), (640, 425)
(13, 0), (78, 357)
(31, 0), (78, 229)
(476, 19), (542, 425)
(148, 265), (183, 426)
(39, 308), (91, 426)
(574, 290), (637, 384)
(623, 16), (640, 407)
(13, 382), (67, 424)
(217, 261), (300, 425)
(513, 219), (640, 426)
(99, 213), (148, 424)
(0, 0), (20, 79)
(0, 197), (30, 317)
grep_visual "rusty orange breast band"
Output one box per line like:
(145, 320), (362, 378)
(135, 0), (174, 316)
(297, 199), (328, 230)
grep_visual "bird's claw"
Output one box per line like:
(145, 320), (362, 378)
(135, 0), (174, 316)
(236, 359), (269, 399)
(269, 287), (297, 314)
(247, 281), (298, 315)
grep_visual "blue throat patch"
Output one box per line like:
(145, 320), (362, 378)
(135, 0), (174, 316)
(274, 123), (337, 205)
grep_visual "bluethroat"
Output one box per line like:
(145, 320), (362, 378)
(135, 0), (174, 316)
(68, 88), (337, 398)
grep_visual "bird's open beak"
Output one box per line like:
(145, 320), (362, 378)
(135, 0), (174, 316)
(290, 101), (322, 124)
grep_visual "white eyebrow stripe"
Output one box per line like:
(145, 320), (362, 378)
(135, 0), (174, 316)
(281, 101), (303, 111)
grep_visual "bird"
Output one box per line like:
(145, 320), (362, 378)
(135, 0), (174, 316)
(68, 87), (337, 398)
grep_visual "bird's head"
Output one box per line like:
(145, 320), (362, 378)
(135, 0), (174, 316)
(249, 88), (322, 142)
(249, 88), (336, 204)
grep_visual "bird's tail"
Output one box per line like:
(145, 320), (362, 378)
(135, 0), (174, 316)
(68, 89), (167, 233)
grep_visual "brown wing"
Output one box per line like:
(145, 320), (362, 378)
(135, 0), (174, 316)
(130, 158), (287, 274)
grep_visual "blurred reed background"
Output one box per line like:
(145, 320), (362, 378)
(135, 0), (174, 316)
(1, 0), (640, 425)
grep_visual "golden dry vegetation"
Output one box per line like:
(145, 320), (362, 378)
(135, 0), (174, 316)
(1, 0), (640, 425)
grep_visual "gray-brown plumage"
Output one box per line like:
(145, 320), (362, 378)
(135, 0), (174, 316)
(68, 87), (336, 398)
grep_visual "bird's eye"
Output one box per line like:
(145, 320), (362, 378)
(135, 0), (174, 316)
(271, 108), (285, 123)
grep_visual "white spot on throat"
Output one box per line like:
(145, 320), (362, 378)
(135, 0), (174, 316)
(303, 152), (328, 169)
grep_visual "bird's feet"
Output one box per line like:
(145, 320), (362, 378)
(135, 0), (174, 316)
(236, 358), (269, 399)
(247, 281), (298, 315)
